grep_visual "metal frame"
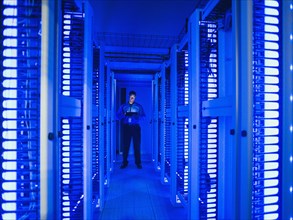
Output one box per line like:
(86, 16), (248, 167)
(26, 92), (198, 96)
(111, 74), (117, 169)
(153, 73), (160, 169)
(233, 0), (253, 219)
(83, 1), (93, 219)
(170, 44), (180, 206)
(282, 0), (293, 218)
(188, 9), (201, 220)
(40, 0), (59, 218)
(217, 13), (236, 220)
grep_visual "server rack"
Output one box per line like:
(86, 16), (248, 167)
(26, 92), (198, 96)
(158, 73), (163, 170)
(175, 48), (189, 206)
(92, 47), (101, 209)
(157, 64), (166, 178)
(162, 66), (172, 183)
(104, 65), (112, 187)
(198, 20), (219, 219)
(98, 46), (107, 210)
(188, 2), (231, 218)
(110, 76), (117, 170)
(60, 1), (85, 218)
(152, 73), (159, 169)
(0, 1), (41, 219)
(252, 1), (282, 219)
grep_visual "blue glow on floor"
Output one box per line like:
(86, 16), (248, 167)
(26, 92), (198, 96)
(96, 155), (187, 220)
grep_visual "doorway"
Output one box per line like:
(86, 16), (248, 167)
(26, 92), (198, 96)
(115, 75), (153, 162)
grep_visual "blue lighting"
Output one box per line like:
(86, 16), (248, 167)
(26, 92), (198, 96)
(1, 0), (292, 219)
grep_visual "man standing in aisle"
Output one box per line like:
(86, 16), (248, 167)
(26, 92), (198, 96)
(117, 90), (146, 169)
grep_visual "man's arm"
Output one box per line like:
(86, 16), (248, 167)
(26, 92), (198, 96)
(139, 104), (146, 119)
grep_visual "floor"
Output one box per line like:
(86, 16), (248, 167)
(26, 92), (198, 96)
(96, 155), (188, 220)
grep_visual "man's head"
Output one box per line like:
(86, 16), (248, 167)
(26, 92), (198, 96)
(129, 90), (136, 104)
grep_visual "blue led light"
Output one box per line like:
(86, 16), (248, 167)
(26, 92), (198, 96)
(252, 1), (281, 218)
(290, 156), (293, 162)
(290, 187), (293, 193)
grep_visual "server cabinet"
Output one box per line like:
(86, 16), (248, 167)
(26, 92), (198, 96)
(97, 46), (107, 210)
(188, 1), (234, 218)
(231, 0), (283, 218)
(189, 9), (221, 219)
(59, 1), (85, 218)
(198, 20), (219, 219)
(92, 47), (101, 210)
(105, 66), (111, 186)
(152, 73), (159, 169)
(160, 65), (172, 184)
(0, 1), (42, 219)
(92, 45), (109, 211)
(170, 44), (190, 206)
(110, 77), (117, 170)
(158, 67), (165, 176)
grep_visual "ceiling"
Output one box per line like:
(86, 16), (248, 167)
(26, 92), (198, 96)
(89, 0), (202, 48)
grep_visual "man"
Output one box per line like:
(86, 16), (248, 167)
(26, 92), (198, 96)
(117, 90), (145, 169)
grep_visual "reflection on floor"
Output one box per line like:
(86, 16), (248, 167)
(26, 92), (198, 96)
(96, 155), (188, 220)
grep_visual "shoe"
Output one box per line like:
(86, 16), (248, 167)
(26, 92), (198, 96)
(136, 164), (142, 169)
(120, 162), (128, 169)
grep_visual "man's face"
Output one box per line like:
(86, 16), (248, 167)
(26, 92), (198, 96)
(129, 94), (136, 102)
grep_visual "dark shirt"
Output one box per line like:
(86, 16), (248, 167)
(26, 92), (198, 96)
(117, 102), (146, 125)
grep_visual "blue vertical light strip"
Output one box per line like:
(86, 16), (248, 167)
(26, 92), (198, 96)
(103, 66), (108, 187)
(252, 0), (281, 219)
(60, 1), (84, 219)
(158, 75), (162, 169)
(92, 47), (100, 208)
(98, 45), (105, 210)
(199, 20), (219, 219)
(176, 49), (189, 205)
(164, 66), (171, 182)
(160, 66), (166, 183)
(282, 0), (293, 219)
(0, 0), (41, 219)
(106, 66), (112, 184)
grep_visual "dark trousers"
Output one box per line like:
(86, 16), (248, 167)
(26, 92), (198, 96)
(123, 124), (141, 165)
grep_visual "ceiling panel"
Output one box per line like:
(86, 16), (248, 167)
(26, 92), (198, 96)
(89, 0), (201, 48)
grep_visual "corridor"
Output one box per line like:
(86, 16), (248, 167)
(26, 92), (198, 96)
(97, 156), (187, 220)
